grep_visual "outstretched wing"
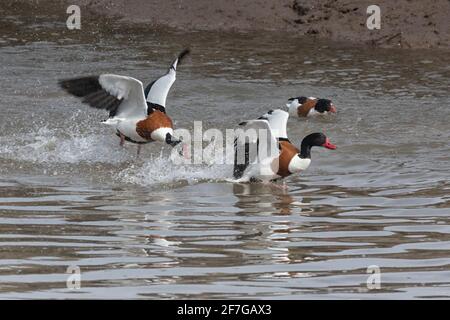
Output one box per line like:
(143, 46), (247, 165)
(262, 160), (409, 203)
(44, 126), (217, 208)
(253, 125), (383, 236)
(258, 109), (289, 139)
(59, 74), (147, 119)
(144, 49), (190, 112)
(233, 119), (279, 179)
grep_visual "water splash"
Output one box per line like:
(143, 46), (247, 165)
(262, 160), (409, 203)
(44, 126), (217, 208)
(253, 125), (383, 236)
(0, 126), (132, 164)
(116, 152), (232, 186)
(0, 124), (233, 186)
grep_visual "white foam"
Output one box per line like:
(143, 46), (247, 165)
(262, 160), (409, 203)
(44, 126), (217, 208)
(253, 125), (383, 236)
(0, 123), (233, 186)
(116, 153), (232, 186)
(0, 126), (131, 164)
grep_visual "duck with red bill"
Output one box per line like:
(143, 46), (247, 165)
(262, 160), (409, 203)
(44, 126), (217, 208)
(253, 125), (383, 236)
(233, 109), (337, 183)
(287, 96), (337, 117)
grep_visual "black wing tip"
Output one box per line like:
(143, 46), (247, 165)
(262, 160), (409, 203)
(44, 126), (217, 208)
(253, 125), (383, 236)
(238, 121), (248, 126)
(169, 48), (190, 70)
(178, 48), (190, 59)
(58, 75), (100, 90)
(58, 75), (111, 106)
(176, 48), (190, 65)
(58, 78), (72, 89)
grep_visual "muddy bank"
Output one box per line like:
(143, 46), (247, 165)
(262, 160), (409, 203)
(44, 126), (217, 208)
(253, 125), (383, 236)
(2, 0), (450, 48)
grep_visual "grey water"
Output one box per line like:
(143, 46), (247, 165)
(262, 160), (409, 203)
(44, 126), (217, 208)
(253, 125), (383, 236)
(0, 15), (449, 299)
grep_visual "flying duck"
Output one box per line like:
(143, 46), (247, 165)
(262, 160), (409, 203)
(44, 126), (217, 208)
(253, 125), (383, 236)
(286, 96), (337, 118)
(233, 109), (336, 182)
(59, 49), (190, 155)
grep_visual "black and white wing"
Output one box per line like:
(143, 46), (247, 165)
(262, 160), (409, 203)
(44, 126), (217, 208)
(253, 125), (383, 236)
(59, 74), (147, 119)
(258, 109), (289, 140)
(144, 49), (190, 112)
(233, 119), (279, 179)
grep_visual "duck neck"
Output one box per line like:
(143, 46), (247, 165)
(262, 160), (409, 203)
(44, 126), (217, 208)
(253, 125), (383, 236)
(299, 141), (312, 159)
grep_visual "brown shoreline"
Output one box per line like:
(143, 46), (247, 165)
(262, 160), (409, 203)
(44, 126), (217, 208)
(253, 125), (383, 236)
(3, 0), (450, 49)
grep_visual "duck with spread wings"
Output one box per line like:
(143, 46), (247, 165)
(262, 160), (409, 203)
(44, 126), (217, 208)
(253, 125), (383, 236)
(59, 49), (190, 155)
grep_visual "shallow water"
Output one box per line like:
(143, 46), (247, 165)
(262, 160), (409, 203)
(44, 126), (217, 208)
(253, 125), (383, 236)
(0, 14), (449, 299)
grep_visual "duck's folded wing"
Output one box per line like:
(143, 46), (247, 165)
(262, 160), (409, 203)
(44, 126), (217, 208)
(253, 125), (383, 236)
(233, 119), (280, 179)
(144, 49), (190, 111)
(237, 120), (279, 157)
(59, 74), (147, 119)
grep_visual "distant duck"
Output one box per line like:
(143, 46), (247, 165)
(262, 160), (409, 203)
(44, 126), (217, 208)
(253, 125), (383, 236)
(233, 109), (336, 182)
(59, 49), (190, 155)
(287, 96), (337, 117)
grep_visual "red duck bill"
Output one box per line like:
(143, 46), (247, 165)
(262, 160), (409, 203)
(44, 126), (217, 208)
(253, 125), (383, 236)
(322, 139), (337, 149)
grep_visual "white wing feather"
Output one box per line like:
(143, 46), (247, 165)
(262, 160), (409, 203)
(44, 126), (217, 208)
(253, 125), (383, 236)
(261, 109), (289, 139)
(98, 74), (147, 119)
(236, 119), (280, 161)
(146, 69), (176, 107)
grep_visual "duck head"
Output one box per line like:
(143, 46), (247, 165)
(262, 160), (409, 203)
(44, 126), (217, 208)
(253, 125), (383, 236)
(314, 99), (337, 114)
(166, 133), (190, 159)
(299, 132), (336, 159)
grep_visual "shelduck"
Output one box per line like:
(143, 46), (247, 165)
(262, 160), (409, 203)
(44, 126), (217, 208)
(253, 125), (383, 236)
(59, 49), (190, 155)
(287, 96), (337, 118)
(233, 109), (336, 182)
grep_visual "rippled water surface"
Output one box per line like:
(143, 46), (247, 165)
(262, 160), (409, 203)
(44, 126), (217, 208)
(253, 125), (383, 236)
(0, 13), (449, 299)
